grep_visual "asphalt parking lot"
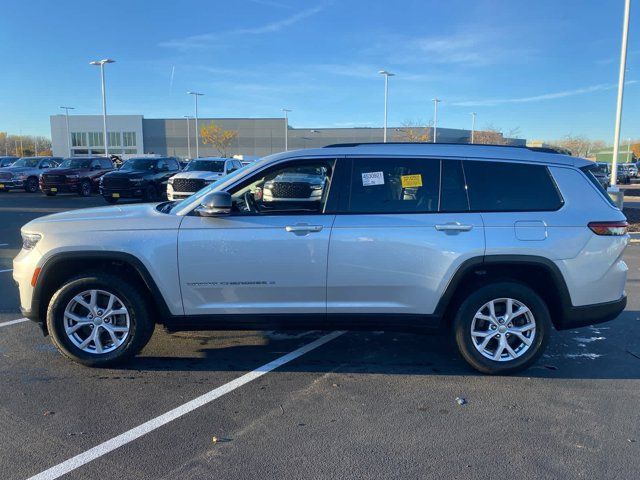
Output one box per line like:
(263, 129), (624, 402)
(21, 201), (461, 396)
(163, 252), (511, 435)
(1, 191), (639, 480)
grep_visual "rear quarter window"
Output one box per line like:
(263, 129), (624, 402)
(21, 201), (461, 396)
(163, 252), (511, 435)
(463, 160), (563, 212)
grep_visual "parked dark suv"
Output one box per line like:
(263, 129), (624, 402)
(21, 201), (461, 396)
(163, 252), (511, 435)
(100, 156), (181, 203)
(40, 157), (114, 197)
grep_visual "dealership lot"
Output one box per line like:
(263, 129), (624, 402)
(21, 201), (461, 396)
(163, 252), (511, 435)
(1, 192), (639, 479)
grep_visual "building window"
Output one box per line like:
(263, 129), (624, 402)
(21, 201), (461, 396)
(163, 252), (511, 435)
(123, 149), (137, 155)
(123, 132), (136, 147)
(109, 132), (121, 147)
(88, 132), (104, 147)
(71, 132), (87, 147)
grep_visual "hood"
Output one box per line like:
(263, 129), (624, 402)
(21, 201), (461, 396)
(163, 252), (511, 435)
(23, 203), (182, 235)
(172, 171), (224, 180)
(1, 166), (36, 175)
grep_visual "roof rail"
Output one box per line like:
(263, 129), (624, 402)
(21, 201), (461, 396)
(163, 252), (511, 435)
(322, 142), (570, 155)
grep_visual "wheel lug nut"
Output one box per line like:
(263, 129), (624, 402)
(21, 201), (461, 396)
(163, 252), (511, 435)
(496, 334), (501, 338)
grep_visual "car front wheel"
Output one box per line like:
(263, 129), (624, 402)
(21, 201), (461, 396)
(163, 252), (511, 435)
(25, 177), (39, 193)
(79, 179), (92, 197)
(453, 282), (551, 375)
(46, 274), (155, 367)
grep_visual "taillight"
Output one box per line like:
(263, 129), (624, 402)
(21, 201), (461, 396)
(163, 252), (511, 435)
(588, 221), (628, 236)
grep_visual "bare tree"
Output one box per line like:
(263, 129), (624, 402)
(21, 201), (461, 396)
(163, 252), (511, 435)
(473, 125), (509, 145)
(393, 120), (433, 142)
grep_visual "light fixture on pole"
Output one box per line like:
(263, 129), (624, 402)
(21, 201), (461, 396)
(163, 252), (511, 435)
(89, 59), (115, 157)
(470, 112), (477, 144)
(378, 70), (395, 142)
(609, 0), (631, 196)
(183, 116), (192, 159)
(187, 92), (204, 158)
(60, 106), (75, 157)
(281, 108), (292, 151)
(432, 98), (441, 143)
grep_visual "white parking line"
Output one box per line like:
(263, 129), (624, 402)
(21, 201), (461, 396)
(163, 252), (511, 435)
(0, 318), (29, 328)
(28, 330), (346, 480)
(0, 269), (13, 273)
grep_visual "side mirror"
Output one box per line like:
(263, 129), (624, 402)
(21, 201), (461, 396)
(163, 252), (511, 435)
(195, 191), (232, 217)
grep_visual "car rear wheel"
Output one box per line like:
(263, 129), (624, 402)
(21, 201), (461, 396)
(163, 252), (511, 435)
(453, 282), (551, 375)
(103, 196), (118, 204)
(79, 179), (92, 197)
(46, 274), (155, 367)
(25, 177), (38, 193)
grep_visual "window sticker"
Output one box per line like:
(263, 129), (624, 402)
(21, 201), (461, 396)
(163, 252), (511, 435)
(362, 171), (385, 186)
(401, 174), (423, 188)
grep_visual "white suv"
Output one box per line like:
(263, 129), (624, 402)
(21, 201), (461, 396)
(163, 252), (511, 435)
(167, 157), (242, 200)
(13, 144), (628, 374)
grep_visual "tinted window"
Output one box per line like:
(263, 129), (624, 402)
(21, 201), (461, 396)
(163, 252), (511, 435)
(581, 164), (616, 207)
(101, 159), (114, 169)
(463, 161), (563, 212)
(440, 160), (469, 212)
(348, 158), (440, 213)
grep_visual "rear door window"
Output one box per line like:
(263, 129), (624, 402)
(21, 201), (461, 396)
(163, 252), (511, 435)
(463, 160), (563, 212)
(348, 158), (440, 213)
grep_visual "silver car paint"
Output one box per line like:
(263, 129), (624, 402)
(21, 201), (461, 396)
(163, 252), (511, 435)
(14, 144), (627, 321)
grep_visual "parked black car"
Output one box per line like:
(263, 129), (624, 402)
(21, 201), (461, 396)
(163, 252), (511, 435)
(40, 157), (114, 196)
(0, 156), (18, 168)
(100, 156), (181, 203)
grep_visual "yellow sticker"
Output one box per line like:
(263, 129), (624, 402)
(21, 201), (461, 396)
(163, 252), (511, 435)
(401, 174), (423, 188)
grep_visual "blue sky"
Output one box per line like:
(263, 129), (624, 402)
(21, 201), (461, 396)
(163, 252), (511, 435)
(0, 0), (638, 142)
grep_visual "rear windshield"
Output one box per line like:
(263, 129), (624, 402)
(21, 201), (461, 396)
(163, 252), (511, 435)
(580, 165), (616, 207)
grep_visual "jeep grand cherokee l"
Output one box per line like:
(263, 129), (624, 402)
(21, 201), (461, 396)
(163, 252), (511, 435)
(0, 157), (61, 192)
(167, 157), (242, 201)
(40, 157), (114, 196)
(14, 143), (628, 374)
(100, 156), (180, 203)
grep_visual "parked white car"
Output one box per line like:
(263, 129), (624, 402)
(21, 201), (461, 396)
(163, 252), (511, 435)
(167, 157), (243, 200)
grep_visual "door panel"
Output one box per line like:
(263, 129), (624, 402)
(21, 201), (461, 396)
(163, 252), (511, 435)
(327, 213), (484, 315)
(179, 213), (335, 315)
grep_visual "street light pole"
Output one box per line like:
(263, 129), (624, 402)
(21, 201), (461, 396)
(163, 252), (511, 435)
(184, 116), (192, 159)
(610, 0), (631, 191)
(378, 70), (395, 142)
(60, 106), (75, 157)
(470, 112), (477, 144)
(89, 59), (115, 157)
(432, 98), (441, 143)
(187, 92), (204, 158)
(281, 108), (291, 151)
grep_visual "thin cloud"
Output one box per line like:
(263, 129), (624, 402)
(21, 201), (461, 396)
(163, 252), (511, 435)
(451, 80), (638, 107)
(161, 5), (326, 49)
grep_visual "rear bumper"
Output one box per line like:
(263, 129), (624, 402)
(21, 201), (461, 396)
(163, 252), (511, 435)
(557, 295), (627, 330)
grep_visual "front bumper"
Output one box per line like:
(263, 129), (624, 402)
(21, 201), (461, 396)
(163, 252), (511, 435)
(40, 182), (78, 193)
(0, 179), (26, 190)
(100, 187), (144, 199)
(557, 295), (627, 330)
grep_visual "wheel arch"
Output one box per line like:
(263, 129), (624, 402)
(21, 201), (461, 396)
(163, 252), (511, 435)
(435, 255), (572, 330)
(33, 251), (172, 333)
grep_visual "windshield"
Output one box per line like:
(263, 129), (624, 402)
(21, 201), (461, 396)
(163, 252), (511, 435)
(59, 159), (92, 169)
(185, 160), (225, 172)
(120, 158), (158, 171)
(12, 157), (40, 168)
(169, 163), (254, 214)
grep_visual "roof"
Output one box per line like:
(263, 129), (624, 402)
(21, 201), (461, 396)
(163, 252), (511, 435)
(267, 143), (590, 168)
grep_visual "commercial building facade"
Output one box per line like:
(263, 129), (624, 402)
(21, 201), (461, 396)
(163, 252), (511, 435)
(50, 115), (525, 159)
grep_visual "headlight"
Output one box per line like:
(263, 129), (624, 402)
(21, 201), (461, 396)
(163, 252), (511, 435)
(168, 177), (174, 185)
(67, 174), (79, 180)
(131, 178), (144, 185)
(22, 232), (42, 250)
(204, 179), (218, 185)
(15, 173), (27, 180)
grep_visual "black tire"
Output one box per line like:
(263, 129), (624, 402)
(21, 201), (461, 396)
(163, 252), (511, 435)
(79, 179), (92, 197)
(46, 274), (155, 367)
(143, 184), (157, 202)
(453, 282), (551, 375)
(103, 196), (118, 204)
(45, 191), (57, 196)
(25, 177), (39, 193)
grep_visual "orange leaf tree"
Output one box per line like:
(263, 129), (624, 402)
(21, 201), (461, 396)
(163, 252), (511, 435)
(199, 122), (238, 157)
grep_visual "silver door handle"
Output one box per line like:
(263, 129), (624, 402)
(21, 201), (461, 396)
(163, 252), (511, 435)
(285, 225), (323, 233)
(435, 223), (473, 232)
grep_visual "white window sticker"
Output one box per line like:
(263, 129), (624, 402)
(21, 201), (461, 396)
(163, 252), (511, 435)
(362, 171), (385, 186)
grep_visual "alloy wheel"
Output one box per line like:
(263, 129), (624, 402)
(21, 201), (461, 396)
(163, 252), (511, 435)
(63, 289), (130, 354)
(470, 297), (536, 362)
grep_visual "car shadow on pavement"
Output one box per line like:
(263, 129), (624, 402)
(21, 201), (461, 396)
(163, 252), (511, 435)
(120, 312), (640, 380)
